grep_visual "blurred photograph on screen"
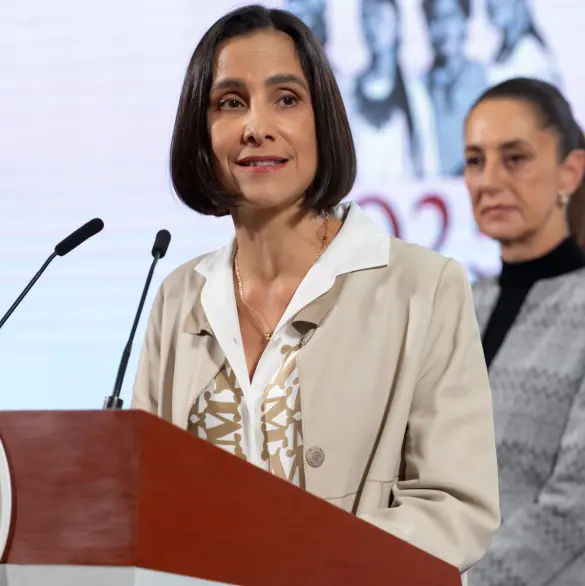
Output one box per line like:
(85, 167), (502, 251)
(421, 0), (487, 177)
(282, 0), (350, 95)
(348, 0), (439, 181)
(283, 0), (328, 47)
(487, 0), (561, 86)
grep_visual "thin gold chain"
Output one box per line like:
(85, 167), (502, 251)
(234, 214), (329, 341)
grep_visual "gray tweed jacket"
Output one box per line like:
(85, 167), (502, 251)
(469, 269), (585, 586)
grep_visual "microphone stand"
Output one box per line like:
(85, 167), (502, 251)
(103, 252), (162, 410)
(0, 252), (57, 331)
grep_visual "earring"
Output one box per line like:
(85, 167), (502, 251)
(558, 192), (570, 207)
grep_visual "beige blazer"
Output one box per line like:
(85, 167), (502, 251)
(131, 236), (500, 573)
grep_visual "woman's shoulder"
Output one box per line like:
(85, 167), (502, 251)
(533, 267), (585, 307)
(157, 248), (224, 301)
(471, 277), (500, 324)
(159, 254), (205, 292)
(145, 248), (227, 333)
(472, 275), (499, 295)
(385, 237), (469, 292)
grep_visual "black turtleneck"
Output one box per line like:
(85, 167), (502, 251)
(482, 237), (585, 368)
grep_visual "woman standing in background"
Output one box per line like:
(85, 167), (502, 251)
(464, 77), (585, 585)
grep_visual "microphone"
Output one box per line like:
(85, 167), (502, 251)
(0, 218), (104, 331)
(104, 229), (172, 410)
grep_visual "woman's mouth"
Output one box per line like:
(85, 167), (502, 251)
(236, 157), (289, 173)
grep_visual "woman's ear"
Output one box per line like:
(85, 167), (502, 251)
(561, 149), (585, 197)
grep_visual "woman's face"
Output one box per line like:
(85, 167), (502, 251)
(207, 31), (317, 213)
(362, 0), (399, 55)
(464, 98), (580, 246)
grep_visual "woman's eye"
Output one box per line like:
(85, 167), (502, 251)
(465, 156), (481, 167)
(279, 95), (298, 107)
(219, 98), (243, 110)
(506, 154), (525, 165)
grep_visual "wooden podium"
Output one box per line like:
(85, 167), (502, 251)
(0, 410), (461, 585)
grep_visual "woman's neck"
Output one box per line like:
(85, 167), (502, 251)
(498, 235), (585, 288)
(500, 222), (569, 263)
(232, 206), (336, 285)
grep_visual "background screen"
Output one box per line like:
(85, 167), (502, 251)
(1, 0), (583, 409)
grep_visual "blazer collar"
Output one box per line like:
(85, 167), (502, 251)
(184, 298), (212, 336)
(183, 201), (389, 337)
(291, 274), (346, 335)
(183, 273), (347, 337)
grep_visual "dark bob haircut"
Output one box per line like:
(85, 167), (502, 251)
(469, 77), (585, 246)
(170, 4), (356, 217)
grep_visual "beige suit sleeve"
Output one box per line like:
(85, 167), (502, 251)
(359, 259), (500, 571)
(130, 286), (164, 414)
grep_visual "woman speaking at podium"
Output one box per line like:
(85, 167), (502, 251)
(131, 4), (500, 575)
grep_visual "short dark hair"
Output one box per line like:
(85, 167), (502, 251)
(170, 4), (356, 217)
(422, 0), (471, 20)
(469, 77), (585, 242)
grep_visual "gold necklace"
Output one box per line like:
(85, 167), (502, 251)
(234, 214), (330, 341)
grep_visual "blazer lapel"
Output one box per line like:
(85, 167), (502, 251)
(179, 297), (226, 429)
(294, 275), (346, 416)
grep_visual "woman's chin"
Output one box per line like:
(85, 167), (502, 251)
(237, 191), (302, 211)
(482, 225), (525, 244)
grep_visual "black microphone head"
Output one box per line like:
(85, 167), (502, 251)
(152, 229), (171, 259)
(54, 218), (104, 257)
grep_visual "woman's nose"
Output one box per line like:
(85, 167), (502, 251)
(242, 104), (276, 145)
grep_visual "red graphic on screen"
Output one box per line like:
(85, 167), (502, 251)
(356, 193), (451, 252)
(413, 194), (450, 251)
(357, 195), (402, 238)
